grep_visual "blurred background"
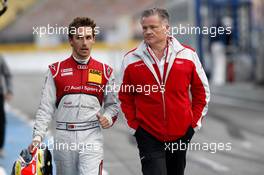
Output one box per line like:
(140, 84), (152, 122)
(0, 0), (264, 174)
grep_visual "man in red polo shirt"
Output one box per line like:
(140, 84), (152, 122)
(119, 8), (210, 175)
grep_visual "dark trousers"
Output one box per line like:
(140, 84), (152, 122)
(0, 94), (6, 149)
(135, 126), (194, 175)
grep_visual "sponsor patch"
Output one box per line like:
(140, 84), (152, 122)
(88, 69), (102, 84)
(61, 68), (73, 76)
(134, 63), (145, 67)
(61, 72), (73, 76)
(62, 68), (73, 72)
(77, 65), (88, 69)
(175, 60), (184, 64)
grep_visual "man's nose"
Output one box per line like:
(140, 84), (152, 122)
(82, 38), (89, 45)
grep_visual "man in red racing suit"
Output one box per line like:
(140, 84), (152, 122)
(29, 17), (119, 175)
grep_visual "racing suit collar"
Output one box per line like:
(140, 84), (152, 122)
(72, 55), (90, 64)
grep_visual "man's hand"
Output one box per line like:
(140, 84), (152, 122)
(28, 140), (40, 153)
(97, 113), (111, 129)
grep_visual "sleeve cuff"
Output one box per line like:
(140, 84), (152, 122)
(128, 121), (139, 135)
(103, 112), (113, 126)
(192, 122), (201, 132)
(193, 126), (200, 132)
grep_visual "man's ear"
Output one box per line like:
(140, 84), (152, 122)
(166, 24), (170, 30)
(162, 24), (170, 35)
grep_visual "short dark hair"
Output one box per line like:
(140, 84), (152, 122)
(68, 17), (96, 38)
(141, 8), (169, 23)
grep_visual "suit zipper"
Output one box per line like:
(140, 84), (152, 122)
(161, 83), (166, 141)
(77, 68), (83, 119)
(161, 84), (166, 120)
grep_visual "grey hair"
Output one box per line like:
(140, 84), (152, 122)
(141, 8), (169, 23)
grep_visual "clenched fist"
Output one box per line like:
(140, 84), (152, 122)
(97, 114), (111, 129)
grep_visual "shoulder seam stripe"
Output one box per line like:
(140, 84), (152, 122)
(53, 61), (61, 78)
